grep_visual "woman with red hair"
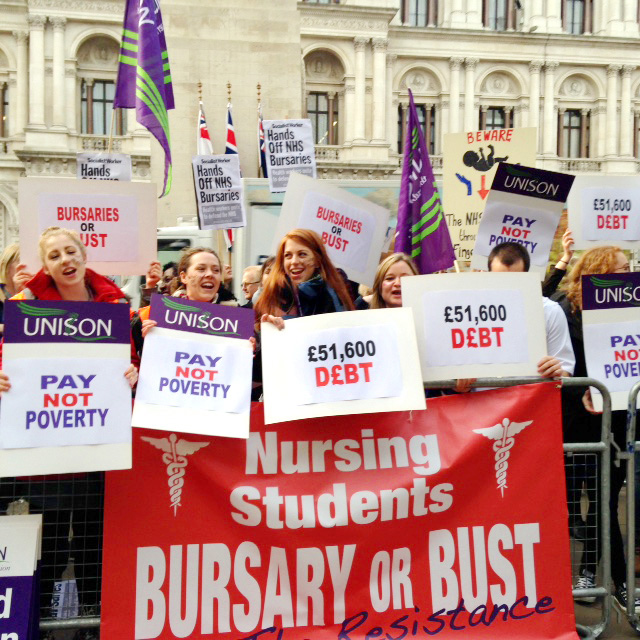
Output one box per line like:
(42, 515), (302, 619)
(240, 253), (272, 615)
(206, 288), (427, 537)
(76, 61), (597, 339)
(255, 229), (354, 328)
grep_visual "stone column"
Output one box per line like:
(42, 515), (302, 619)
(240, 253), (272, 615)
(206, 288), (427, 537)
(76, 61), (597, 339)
(635, 111), (640, 157)
(584, 0), (593, 33)
(530, 0), (545, 30)
(353, 37), (368, 143)
(0, 83), (6, 138)
(84, 78), (94, 134)
(596, 105), (606, 157)
(344, 80), (355, 144)
(480, 106), (487, 130)
(327, 91), (336, 145)
(542, 62), (558, 156)
(399, 101), (407, 152)
(449, 57), (462, 133)
(505, 106), (513, 129)
(528, 61), (542, 129)
(65, 64), (77, 132)
(557, 107), (566, 156)
(12, 31), (28, 134)
(546, 0), (562, 32)
(450, 0), (464, 26)
(424, 103), (433, 152)
(581, 109), (590, 157)
(464, 58), (478, 132)
(620, 65), (634, 156)
(606, 64), (620, 157)
(624, 0), (639, 32)
(50, 17), (67, 129)
(372, 38), (387, 143)
(386, 54), (396, 150)
(27, 14), (46, 127)
(7, 78), (16, 136)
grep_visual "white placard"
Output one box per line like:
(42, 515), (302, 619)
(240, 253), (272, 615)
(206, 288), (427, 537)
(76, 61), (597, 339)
(76, 153), (132, 181)
(402, 272), (547, 381)
(289, 324), (403, 405)
(583, 311), (640, 411)
(568, 175), (640, 249)
(0, 516), (42, 576)
(581, 187), (640, 241)
(132, 328), (252, 438)
(263, 119), (316, 192)
(192, 155), (246, 230)
(273, 173), (390, 287)
(261, 308), (426, 424)
(19, 177), (157, 276)
(471, 197), (562, 275)
(0, 355), (131, 449)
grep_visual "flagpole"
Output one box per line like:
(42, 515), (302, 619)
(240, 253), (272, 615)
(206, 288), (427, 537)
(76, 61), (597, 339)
(257, 83), (261, 177)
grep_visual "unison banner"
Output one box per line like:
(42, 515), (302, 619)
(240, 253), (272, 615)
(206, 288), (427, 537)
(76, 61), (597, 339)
(102, 384), (578, 640)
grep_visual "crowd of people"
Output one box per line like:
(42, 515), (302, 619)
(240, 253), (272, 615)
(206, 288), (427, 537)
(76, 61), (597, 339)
(0, 222), (637, 615)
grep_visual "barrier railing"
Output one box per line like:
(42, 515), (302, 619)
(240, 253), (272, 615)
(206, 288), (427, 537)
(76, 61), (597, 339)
(0, 377), (610, 638)
(427, 377), (610, 640)
(623, 380), (640, 632)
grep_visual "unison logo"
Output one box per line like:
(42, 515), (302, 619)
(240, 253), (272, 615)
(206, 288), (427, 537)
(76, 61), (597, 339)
(590, 276), (640, 306)
(161, 297), (241, 337)
(18, 302), (114, 341)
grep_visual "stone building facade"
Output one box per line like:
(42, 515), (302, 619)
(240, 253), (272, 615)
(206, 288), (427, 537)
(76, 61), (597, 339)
(0, 0), (638, 239)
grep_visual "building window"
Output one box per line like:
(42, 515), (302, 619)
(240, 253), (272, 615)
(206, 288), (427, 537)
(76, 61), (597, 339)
(81, 80), (126, 136)
(0, 83), (7, 138)
(307, 92), (339, 145)
(483, 0), (516, 29)
(559, 109), (589, 157)
(398, 104), (436, 155)
(479, 107), (512, 130)
(563, 0), (592, 33)
(401, 0), (437, 26)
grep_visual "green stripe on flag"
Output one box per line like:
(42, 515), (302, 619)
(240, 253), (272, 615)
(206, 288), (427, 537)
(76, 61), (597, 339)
(122, 41), (138, 52)
(164, 76), (172, 84)
(163, 62), (170, 71)
(123, 29), (139, 40)
(119, 55), (137, 66)
(411, 247), (422, 259)
(412, 213), (443, 244)
(411, 202), (442, 234)
(162, 50), (169, 59)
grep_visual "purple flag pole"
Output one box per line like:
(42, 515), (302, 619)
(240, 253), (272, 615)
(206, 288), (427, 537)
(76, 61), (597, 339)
(114, 0), (175, 197)
(396, 89), (456, 273)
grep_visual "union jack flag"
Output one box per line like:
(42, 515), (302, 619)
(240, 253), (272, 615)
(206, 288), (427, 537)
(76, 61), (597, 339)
(258, 102), (268, 178)
(225, 104), (238, 154)
(197, 101), (213, 155)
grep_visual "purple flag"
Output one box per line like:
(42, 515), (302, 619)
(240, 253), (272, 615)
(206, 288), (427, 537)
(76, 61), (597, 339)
(114, 0), (175, 197)
(396, 90), (455, 273)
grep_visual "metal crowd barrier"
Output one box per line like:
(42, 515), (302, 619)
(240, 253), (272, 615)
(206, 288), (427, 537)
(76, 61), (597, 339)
(426, 377), (610, 640)
(0, 377), (611, 638)
(623, 380), (640, 633)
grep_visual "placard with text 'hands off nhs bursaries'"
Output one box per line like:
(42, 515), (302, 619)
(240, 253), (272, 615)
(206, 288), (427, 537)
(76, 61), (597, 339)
(0, 515), (42, 640)
(0, 301), (132, 477)
(261, 308), (426, 424)
(132, 295), (254, 439)
(582, 272), (640, 411)
(402, 272), (547, 381)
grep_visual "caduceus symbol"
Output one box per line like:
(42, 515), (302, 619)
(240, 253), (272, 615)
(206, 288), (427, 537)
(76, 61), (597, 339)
(141, 433), (209, 515)
(473, 418), (533, 496)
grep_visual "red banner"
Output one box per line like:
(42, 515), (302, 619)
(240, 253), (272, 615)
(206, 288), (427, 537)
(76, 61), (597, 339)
(102, 383), (578, 640)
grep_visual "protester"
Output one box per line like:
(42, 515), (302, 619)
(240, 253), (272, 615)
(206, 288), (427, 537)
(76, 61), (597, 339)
(240, 265), (261, 309)
(135, 247), (238, 340)
(552, 245), (634, 610)
(255, 228), (354, 329)
(0, 227), (138, 391)
(0, 243), (28, 333)
(356, 253), (418, 310)
(140, 260), (178, 306)
(542, 228), (574, 298)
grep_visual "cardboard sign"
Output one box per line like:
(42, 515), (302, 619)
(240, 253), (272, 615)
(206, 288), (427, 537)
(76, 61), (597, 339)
(568, 175), (640, 249)
(471, 164), (575, 275)
(582, 272), (640, 411)
(0, 515), (42, 640)
(261, 308), (425, 424)
(102, 385), (579, 640)
(442, 128), (537, 261)
(263, 119), (316, 192)
(0, 300), (132, 475)
(18, 177), (156, 276)
(76, 152), (132, 181)
(192, 155), (246, 230)
(273, 174), (390, 287)
(132, 295), (254, 437)
(403, 272), (547, 381)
